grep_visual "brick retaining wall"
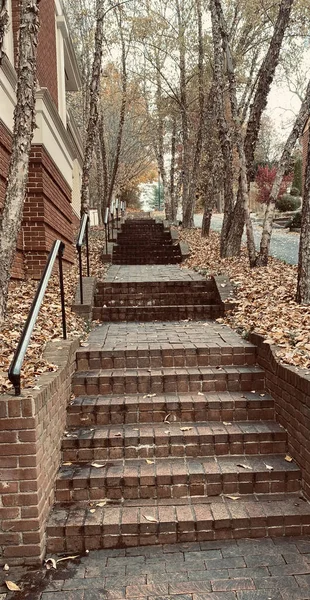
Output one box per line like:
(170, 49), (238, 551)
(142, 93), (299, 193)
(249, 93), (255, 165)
(0, 338), (79, 565)
(250, 332), (310, 500)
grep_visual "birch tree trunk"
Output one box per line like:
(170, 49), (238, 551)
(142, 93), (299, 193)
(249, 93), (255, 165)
(106, 7), (127, 207)
(209, 0), (234, 256)
(0, 0), (40, 323)
(0, 0), (8, 64)
(223, 0), (294, 256)
(296, 129), (310, 303)
(257, 79), (310, 266)
(183, 0), (204, 229)
(211, 0), (256, 266)
(80, 0), (105, 215)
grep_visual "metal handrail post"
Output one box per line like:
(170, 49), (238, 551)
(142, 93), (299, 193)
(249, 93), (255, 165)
(85, 216), (90, 277)
(78, 246), (83, 305)
(58, 244), (67, 340)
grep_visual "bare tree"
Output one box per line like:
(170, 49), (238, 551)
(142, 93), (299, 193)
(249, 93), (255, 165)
(222, 0), (294, 257)
(0, 0), (40, 322)
(296, 129), (310, 304)
(80, 0), (105, 215)
(257, 79), (310, 266)
(211, 0), (256, 265)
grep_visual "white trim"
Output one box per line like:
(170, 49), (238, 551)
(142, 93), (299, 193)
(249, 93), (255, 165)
(0, 56), (17, 132)
(34, 88), (76, 185)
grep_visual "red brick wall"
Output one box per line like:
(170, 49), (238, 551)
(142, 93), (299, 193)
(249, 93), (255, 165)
(0, 339), (79, 565)
(36, 0), (58, 108)
(0, 121), (25, 279)
(23, 146), (75, 278)
(250, 332), (310, 501)
(11, 0), (58, 108)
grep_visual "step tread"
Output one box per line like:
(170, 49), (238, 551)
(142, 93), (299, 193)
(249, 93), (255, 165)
(74, 365), (265, 378)
(69, 391), (274, 407)
(56, 454), (299, 483)
(46, 492), (310, 539)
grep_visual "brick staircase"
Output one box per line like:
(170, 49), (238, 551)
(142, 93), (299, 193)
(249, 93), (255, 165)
(112, 219), (182, 264)
(46, 219), (310, 554)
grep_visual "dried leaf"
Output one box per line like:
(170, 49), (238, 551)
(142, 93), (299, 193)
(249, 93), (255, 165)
(3, 564), (9, 571)
(142, 514), (158, 523)
(89, 509), (96, 513)
(265, 464), (274, 471)
(285, 455), (293, 462)
(45, 558), (57, 570)
(224, 495), (240, 500)
(62, 462), (72, 466)
(56, 555), (79, 563)
(96, 501), (107, 507)
(6, 581), (21, 591)
(146, 459), (154, 464)
(114, 433), (122, 437)
(236, 463), (252, 470)
(91, 462), (106, 468)
(223, 422), (232, 426)
(164, 413), (171, 423)
(180, 427), (192, 431)
(197, 391), (205, 396)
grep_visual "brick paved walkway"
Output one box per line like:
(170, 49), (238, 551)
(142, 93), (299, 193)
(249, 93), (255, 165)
(2, 538), (310, 598)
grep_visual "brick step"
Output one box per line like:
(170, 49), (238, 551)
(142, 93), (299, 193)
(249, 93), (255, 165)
(46, 493), (310, 554)
(93, 292), (217, 307)
(67, 392), (275, 428)
(76, 345), (256, 372)
(55, 454), (300, 503)
(61, 420), (287, 463)
(96, 281), (211, 294)
(112, 251), (181, 258)
(112, 258), (182, 265)
(92, 304), (223, 322)
(72, 366), (265, 396)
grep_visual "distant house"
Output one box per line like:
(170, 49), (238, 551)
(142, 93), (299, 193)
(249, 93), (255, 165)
(0, 0), (83, 279)
(302, 117), (310, 193)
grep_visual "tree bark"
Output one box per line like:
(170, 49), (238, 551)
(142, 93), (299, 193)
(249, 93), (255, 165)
(0, 0), (40, 322)
(0, 0), (9, 64)
(169, 116), (177, 222)
(106, 7), (127, 207)
(257, 79), (310, 266)
(211, 0), (256, 266)
(184, 0), (204, 229)
(80, 0), (105, 216)
(296, 126), (310, 303)
(209, 0), (234, 256)
(223, 0), (294, 256)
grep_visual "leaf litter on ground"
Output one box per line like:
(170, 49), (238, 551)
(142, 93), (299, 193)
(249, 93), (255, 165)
(179, 228), (310, 372)
(0, 234), (109, 394)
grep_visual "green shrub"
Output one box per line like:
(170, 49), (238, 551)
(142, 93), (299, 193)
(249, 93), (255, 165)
(288, 211), (302, 229)
(276, 194), (301, 212)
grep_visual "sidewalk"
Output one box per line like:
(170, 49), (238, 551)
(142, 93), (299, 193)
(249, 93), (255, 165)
(1, 537), (310, 598)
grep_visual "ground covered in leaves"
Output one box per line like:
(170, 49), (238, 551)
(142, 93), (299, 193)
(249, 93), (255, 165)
(0, 232), (108, 394)
(180, 228), (310, 371)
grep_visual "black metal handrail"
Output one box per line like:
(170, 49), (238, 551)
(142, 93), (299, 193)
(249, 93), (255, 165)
(8, 240), (67, 396)
(76, 213), (90, 304)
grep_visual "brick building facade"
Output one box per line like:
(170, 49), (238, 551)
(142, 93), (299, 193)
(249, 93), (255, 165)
(0, 0), (83, 279)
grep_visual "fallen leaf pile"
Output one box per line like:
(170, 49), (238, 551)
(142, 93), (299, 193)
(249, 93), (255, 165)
(0, 231), (109, 394)
(179, 228), (310, 371)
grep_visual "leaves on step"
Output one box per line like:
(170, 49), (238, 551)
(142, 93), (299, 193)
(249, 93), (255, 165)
(236, 463), (252, 470)
(91, 462), (106, 468)
(6, 581), (21, 591)
(285, 455), (293, 462)
(142, 514), (158, 523)
(224, 495), (240, 500)
(180, 426), (192, 431)
(264, 463), (274, 471)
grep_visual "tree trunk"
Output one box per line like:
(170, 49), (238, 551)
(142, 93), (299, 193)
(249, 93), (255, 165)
(0, 0), (40, 323)
(257, 79), (310, 266)
(0, 0), (9, 64)
(80, 0), (105, 216)
(296, 128), (310, 303)
(223, 0), (294, 256)
(107, 8), (127, 207)
(169, 116), (177, 222)
(211, 0), (256, 266)
(184, 0), (204, 229)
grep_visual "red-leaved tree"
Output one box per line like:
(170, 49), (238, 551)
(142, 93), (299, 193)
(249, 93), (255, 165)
(255, 165), (292, 204)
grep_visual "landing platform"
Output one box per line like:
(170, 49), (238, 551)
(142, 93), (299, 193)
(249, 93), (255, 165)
(105, 264), (204, 282)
